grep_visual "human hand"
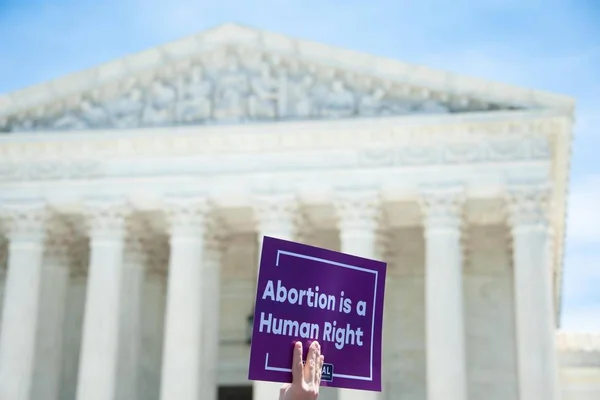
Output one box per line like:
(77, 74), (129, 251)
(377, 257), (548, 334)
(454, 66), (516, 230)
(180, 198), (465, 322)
(279, 341), (324, 400)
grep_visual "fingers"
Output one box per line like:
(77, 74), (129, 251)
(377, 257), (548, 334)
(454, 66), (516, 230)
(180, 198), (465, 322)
(316, 354), (325, 385)
(304, 341), (320, 382)
(291, 342), (304, 384)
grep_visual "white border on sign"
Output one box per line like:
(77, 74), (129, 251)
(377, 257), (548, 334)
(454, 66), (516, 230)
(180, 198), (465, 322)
(263, 249), (378, 382)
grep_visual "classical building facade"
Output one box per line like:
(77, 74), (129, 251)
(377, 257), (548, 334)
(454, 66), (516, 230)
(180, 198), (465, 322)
(0, 23), (598, 400)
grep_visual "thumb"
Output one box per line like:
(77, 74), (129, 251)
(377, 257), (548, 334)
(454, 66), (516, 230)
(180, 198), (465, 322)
(291, 341), (304, 384)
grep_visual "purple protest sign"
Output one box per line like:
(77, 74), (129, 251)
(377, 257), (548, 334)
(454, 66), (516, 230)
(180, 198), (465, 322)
(248, 236), (387, 392)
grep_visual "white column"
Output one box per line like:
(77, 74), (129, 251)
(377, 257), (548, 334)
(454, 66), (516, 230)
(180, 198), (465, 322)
(76, 201), (128, 400)
(160, 198), (208, 400)
(32, 230), (72, 400)
(420, 189), (467, 400)
(116, 233), (146, 400)
(0, 203), (47, 400)
(335, 191), (382, 400)
(252, 195), (299, 400)
(201, 223), (224, 400)
(508, 186), (558, 400)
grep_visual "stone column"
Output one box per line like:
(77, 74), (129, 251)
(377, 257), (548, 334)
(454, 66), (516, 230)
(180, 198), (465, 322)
(420, 189), (467, 400)
(201, 220), (225, 400)
(160, 197), (208, 400)
(508, 186), (558, 400)
(252, 195), (299, 400)
(32, 228), (72, 400)
(335, 191), (382, 400)
(76, 201), (128, 400)
(0, 203), (47, 400)
(115, 230), (146, 400)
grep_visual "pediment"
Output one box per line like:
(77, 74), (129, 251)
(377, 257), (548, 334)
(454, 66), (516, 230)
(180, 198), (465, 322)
(0, 23), (574, 133)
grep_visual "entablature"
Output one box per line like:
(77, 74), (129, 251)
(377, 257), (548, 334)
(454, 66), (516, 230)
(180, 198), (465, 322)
(0, 110), (566, 169)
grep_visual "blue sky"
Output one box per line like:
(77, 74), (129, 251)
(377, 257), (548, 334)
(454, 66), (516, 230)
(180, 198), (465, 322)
(1, 0), (599, 330)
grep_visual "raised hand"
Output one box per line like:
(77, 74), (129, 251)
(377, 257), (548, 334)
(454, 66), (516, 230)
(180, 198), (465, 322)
(279, 341), (325, 400)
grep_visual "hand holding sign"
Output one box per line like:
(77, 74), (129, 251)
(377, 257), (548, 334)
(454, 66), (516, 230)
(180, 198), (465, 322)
(249, 237), (387, 392)
(279, 341), (324, 400)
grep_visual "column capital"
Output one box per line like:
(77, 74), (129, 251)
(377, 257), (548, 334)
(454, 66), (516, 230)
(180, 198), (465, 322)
(1, 201), (48, 244)
(419, 188), (465, 236)
(84, 200), (129, 242)
(334, 190), (381, 233)
(506, 185), (551, 233)
(253, 194), (299, 237)
(164, 196), (210, 239)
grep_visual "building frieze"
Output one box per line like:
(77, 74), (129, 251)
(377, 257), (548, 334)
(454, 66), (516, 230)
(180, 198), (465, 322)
(0, 131), (553, 183)
(0, 24), (574, 133)
(0, 112), (566, 160)
(0, 47), (483, 133)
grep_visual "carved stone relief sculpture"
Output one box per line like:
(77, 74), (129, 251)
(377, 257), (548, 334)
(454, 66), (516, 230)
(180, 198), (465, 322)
(141, 80), (177, 127)
(321, 80), (356, 118)
(51, 110), (87, 131)
(358, 88), (386, 117)
(0, 47), (512, 133)
(10, 118), (34, 132)
(213, 59), (249, 123)
(105, 85), (145, 129)
(248, 62), (280, 120)
(413, 99), (450, 114)
(284, 74), (316, 119)
(80, 99), (110, 128)
(175, 65), (213, 124)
